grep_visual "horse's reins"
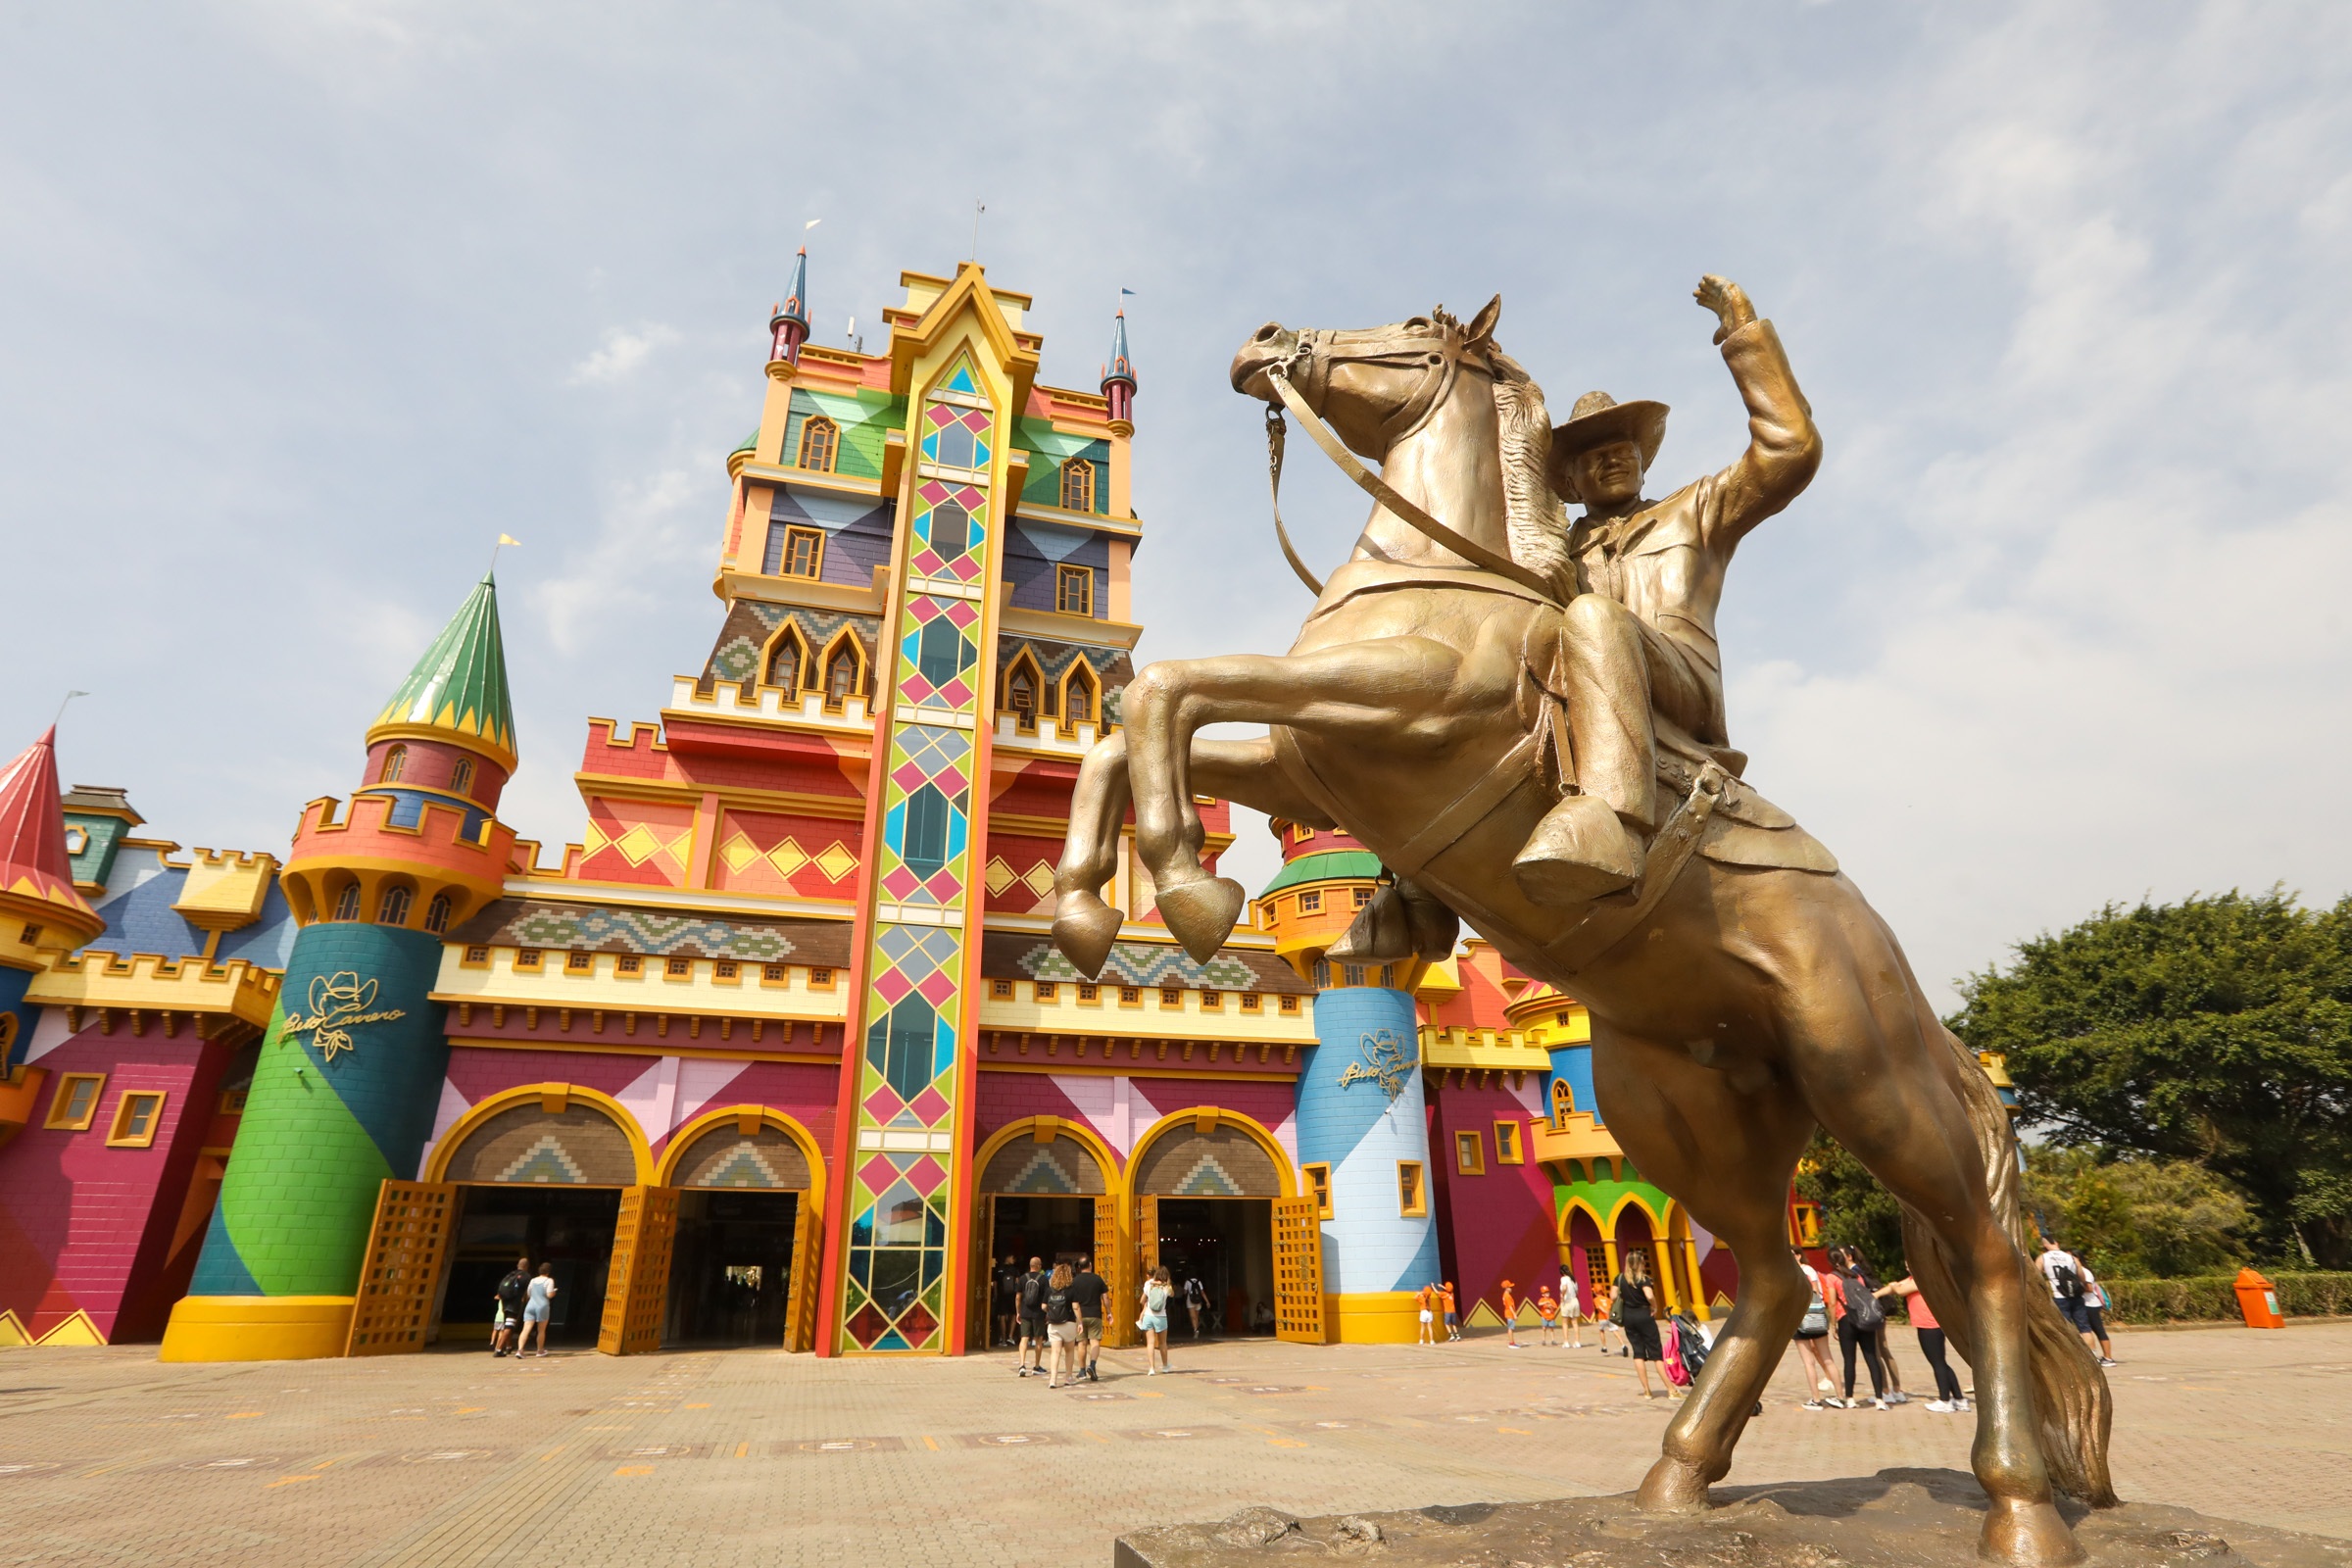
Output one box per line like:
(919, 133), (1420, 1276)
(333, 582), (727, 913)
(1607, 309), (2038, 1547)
(1262, 333), (1560, 602)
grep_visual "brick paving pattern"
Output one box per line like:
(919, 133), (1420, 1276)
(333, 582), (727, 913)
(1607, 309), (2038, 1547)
(2, 1320), (2345, 1565)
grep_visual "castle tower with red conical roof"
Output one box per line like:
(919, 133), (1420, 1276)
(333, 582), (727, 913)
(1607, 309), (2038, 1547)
(163, 576), (521, 1361)
(0, 727), (105, 1071)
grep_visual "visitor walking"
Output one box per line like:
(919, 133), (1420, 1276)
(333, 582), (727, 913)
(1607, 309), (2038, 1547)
(1792, 1248), (1838, 1408)
(1139, 1265), (1173, 1374)
(1610, 1251), (1667, 1397)
(1562, 1266), (1584, 1348)
(1876, 1266), (1968, 1412)
(1440, 1280), (1460, 1341)
(1500, 1280), (1521, 1348)
(1842, 1249), (1907, 1404)
(2037, 1236), (2090, 1331)
(996, 1254), (1020, 1348)
(514, 1262), (557, 1357)
(1827, 1247), (1888, 1409)
(1417, 1281), (1437, 1345)
(492, 1256), (528, 1357)
(1183, 1274), (1207, 1339)
(1042, 1263), (1082, 1388)
(1016, 1255), (1049, 1377)
(1071, 1255), (1110, 1382)
(2077, 1263), (2119, 1366)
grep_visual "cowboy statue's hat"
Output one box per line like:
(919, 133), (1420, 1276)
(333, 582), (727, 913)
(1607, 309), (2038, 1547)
(1547, 390), (1670, 500)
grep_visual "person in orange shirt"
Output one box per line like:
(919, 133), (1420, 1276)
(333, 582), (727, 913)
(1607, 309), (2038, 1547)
(1416, 1281), (1437, 1345)
(1500, 1280), (1522, 1348)
(1439, 1281), (1460, 1341)
(1536, 1286), (1562, 1346)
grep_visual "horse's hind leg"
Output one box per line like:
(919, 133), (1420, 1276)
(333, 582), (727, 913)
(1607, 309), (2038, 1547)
(1054, 732), (1332, 976)
(1590, 1031), (1816, 1509)
(1783, 946), (2086, 1566)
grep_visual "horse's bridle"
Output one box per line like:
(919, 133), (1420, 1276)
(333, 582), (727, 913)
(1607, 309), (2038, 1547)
(1263, 323), (1558, 601)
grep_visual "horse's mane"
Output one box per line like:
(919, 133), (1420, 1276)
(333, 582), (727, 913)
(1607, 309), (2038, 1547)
(1485, 347), (1575, 596)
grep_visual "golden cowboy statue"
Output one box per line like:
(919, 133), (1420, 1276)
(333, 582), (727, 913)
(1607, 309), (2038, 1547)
(1052, 277), (2114, 1566)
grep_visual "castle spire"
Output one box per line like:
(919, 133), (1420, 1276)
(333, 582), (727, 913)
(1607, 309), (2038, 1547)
(0, 725), (102, 947)
(1100, 306), (1136, 429)
(368, 573), (516, 772)
(770, 246), (811, 367)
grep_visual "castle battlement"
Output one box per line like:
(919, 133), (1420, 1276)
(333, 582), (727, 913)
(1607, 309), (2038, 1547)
(26, 950), (283, 1035)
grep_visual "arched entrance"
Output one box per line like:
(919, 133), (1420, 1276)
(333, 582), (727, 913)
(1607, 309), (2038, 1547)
(1130, 1113), (1290, 1340)
(1560, 1203), (1606, 1319)
(426, 1090), (649, 1348)
(970, 1120), (1116, 1348)
(658, 1111), (822, 1349)
(1609, 1198), (1682, 1315)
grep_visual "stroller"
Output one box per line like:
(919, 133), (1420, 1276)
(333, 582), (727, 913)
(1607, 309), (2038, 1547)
(1664, 1311), (1711, 1388)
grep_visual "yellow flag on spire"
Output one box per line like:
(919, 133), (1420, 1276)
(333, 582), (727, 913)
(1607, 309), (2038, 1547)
(498, 534), (521, 547)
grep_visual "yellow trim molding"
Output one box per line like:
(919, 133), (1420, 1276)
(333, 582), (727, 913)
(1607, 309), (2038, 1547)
(159, 1296), (356, 1362)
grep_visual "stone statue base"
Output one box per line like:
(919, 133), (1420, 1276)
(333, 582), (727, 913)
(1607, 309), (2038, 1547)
(1112, 1469), (2349, 1568)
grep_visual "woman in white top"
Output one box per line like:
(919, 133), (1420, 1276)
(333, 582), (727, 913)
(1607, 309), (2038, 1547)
(1139, 1266), (1173, 1374)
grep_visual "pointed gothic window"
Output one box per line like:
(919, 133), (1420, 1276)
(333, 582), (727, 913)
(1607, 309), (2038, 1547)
(1000, 653), (1041, 731)
(450, 758), (474, 796)
(378, 886), (412, 926)
(1062, 662), (1097, 726)
(1551, 1077), (1576, 1128)
(767, 624), (811, 691)
(381, 745), (407, 784)
(798, 416), (839, 472)
(332, 883), (362, 922)
(823, 638), (862, 709)
(424, 893), (453, 935)
(1059, 458), (1095, 513)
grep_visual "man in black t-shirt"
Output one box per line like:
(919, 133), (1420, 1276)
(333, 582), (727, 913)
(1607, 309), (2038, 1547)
(493, 1257), (529, 1357)
(1069, 1256), (1111, 1382)
(1017, 1257), (1049, 1377)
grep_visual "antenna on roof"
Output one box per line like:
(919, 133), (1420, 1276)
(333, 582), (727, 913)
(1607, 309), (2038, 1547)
(54, 690), (89, 726)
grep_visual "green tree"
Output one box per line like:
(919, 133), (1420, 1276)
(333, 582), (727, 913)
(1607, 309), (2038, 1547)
(1950, 890), (2352, 1269)
(2023, 1146), (2252, 1278)
(1794, 1131), (1906, 1273)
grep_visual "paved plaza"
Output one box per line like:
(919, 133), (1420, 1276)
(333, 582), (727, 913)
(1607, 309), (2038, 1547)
(1, 1320), (2345, 1566)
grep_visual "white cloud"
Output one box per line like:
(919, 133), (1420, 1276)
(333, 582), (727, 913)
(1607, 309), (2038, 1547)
(567, 324), (679, 388)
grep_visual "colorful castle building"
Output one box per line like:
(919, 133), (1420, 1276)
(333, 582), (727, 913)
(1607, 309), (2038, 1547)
(3, 258), (1759, 1360)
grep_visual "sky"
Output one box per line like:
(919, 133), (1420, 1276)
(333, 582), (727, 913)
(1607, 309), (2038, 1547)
(3, 2), (2347, 1011)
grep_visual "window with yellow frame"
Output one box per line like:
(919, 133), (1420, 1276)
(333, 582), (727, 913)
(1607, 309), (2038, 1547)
(1494, 1119), (1524, 1164)
(107, 1091), (168, 1149)
(1453, 1128), (1485, 1175)
(1302, 1161), (1333, 1219)
(46, 1072), (106, 1131)
(1396, 1159), (1428, 1216)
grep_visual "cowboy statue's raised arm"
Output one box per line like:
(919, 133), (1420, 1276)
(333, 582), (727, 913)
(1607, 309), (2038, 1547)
(1692, 274), (1821, 547)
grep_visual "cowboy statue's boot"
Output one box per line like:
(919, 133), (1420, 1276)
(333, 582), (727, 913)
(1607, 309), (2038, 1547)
(1512, 794), (1646, 904)
(1328, 876), (1461, 963)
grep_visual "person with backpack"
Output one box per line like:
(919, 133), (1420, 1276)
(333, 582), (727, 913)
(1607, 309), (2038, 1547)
(2037, 1236), (2090, 1333)
(1041, 1263), (1083, 1388)
(1015, 1256), (1050, 1378)
(1608, 1251), (1668, 1397)
(492, 1257), (528, 1356)
(1138, 1265), (1174, 1375)
(1791, 1247), (1838, 1409)
(1827, 1247), (1889, 1409)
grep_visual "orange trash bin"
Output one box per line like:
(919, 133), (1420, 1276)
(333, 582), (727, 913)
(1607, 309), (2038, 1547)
(2233, 1268), (2283, 1329)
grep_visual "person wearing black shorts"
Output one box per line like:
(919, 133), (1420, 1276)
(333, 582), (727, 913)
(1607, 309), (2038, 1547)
(1610, 1251), (1669, 1398)
(1069, 1255), (1111, 1382)
(1016, 1256), (1049, 1377)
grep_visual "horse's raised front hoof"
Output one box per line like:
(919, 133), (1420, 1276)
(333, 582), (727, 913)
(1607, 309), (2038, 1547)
(1635, 1455), (1712, 1514)
(1979, 1497), (2084, 1568)
(1512, 794), (1642, 906)
(1052, 893), (1123, 978)
(1154, 876), (1247, 964)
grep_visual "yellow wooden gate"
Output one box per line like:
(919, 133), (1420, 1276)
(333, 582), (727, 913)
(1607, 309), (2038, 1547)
(1272, 1194), (1327, 1345)
(345, 1180), (458, 1355)
(1094, 1195), (1129, 1348)
(783, 1191), (823, 1352)
(597, 1185), (678, 1355)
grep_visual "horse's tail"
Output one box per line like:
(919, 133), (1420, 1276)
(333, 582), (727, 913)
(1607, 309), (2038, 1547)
(1898, 1023), (2117, 1507)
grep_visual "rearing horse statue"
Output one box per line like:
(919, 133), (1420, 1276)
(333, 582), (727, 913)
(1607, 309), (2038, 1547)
(1053, 286), (2113, 1566)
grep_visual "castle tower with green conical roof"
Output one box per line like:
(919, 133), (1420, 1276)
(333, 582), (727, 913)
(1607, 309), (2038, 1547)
(164, 575), (523, 1360)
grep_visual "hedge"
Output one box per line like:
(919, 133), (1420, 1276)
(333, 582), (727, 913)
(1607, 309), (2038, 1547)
(2096, 1272), (2352, 1324)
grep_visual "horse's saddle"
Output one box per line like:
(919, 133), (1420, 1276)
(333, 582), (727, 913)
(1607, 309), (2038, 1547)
(1652, 724), (1839, 878)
